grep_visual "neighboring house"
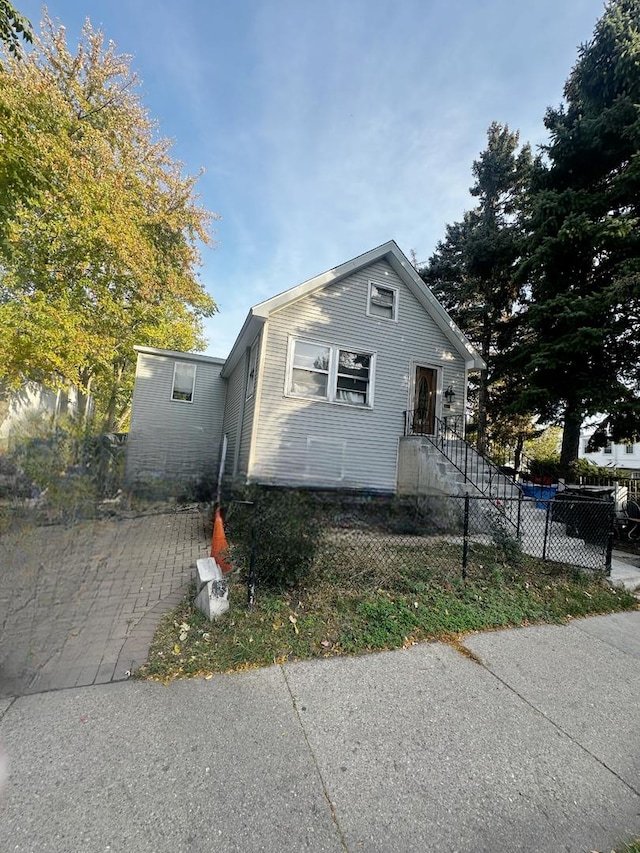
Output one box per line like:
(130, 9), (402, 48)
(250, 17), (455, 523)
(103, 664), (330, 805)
(579, 428), (640, 478)
(126, 241), (485, 493)
(0, 382), (79, 450)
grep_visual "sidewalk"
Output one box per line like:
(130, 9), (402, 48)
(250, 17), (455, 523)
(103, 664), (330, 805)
(1, 611), (638, 853)
(0, 507), (210, 697)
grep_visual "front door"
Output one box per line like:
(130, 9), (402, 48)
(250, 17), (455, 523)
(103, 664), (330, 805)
(412, 366), (437, 435)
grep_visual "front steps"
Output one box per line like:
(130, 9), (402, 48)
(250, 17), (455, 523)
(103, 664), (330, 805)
(397, 435), (610, 571)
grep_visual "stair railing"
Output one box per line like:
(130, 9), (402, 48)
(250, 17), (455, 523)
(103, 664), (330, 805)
(403, 411), (524, 526)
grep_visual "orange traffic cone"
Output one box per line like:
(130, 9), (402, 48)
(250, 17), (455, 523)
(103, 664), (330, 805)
(211, 507), (232, 574)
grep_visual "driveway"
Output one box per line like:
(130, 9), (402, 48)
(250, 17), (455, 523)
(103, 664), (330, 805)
(0, 506), (210, 697)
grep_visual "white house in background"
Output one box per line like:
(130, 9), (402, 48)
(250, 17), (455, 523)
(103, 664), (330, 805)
(579, 427), (640, 478)
(0, 382), (79, 449)
(126, 241), (485, 493)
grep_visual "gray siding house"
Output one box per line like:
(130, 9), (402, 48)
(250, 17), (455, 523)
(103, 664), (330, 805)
(126, 348), (226, 486)
(127, 242), (484, 493)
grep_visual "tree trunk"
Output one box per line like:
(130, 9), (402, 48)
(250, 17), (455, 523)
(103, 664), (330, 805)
(77, 370), (93, 429)
(103, 361), (125, 432)
(560, 405), (582, 482)
(476, 312), (492, 455)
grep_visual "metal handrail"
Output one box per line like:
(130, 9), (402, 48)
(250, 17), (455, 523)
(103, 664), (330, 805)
(403, 411), (523, 527)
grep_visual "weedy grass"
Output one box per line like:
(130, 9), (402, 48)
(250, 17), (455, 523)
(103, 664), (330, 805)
(139, 536), (637, 683)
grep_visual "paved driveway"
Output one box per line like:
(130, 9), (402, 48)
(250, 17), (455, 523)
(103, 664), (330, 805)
(0, 507), (209, 697)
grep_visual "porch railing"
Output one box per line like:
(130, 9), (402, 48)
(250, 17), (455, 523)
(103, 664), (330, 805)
(403, 411), (524, 524)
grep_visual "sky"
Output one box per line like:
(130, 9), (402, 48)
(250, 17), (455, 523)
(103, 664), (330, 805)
(18, 0), (608, 358)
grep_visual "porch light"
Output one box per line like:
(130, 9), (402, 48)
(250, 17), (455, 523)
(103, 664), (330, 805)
(444, 385), (455, 407)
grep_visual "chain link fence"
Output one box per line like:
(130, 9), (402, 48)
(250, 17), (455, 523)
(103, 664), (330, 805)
(223, 489), (615, 605)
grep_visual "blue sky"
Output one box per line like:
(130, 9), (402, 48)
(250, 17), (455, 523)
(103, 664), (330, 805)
(19, 0), (607, 357)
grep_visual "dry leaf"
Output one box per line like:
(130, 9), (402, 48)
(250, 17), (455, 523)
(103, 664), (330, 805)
(289, 614), (299, 635)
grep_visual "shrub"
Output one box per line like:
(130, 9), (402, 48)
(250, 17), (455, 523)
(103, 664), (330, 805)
(225, 486), (321, 589)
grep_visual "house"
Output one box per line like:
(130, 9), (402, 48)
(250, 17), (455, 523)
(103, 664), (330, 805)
(126, 241), (485, 494)
(0, 381), (80, 450)
(579, 428), (640, 479)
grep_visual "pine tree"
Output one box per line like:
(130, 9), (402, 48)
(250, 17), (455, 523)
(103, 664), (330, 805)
(421, 122), (532, 452)
(512, 0), (640, 476)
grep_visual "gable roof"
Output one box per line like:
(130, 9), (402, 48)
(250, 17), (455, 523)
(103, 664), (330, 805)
(221, 240), (485, 377)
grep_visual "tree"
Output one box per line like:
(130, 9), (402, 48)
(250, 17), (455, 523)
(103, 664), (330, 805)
(511, 0), (640, 477)
(0, 15), (217, 430)
(0, 0), (31, 57)
(421, 122), (532, 452)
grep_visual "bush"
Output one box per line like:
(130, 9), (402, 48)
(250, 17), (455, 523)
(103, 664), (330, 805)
(225, 486), (321, 589)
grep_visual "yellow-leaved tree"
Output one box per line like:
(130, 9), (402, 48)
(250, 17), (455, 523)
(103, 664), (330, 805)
(0, 13), (218, 430)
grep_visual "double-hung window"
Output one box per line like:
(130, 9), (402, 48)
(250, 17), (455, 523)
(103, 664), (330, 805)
(171, 362), (196, 402)
(367, 281), (398, 321)
(288, 339), (374, 407)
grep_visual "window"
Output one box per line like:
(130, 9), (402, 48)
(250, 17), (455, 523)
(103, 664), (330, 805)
(367, 281), (398, 321)
(604, 440), (613, 454)
(287, 339), (374, 407)
(625, 443), (634, 454)
(246, 339), (259, 399)
(171, 362), (196, 402)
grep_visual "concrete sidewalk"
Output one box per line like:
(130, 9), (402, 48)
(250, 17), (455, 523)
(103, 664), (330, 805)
(1, 611), (638, 853)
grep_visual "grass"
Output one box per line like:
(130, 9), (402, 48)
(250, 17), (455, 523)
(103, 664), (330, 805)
(138, 533), (638, 683)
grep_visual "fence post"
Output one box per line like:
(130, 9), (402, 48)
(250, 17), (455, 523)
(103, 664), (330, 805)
(605, 506), (614, 577)
(462, 494), (469, 581)
(543, 500), (551, 561)
(517, 489), (522, 538)
(247, 515), (257, 609)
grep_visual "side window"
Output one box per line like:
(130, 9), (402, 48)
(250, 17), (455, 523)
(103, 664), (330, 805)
(367, 281), (398, 321)
(171, 362), (196, 402)
(246, 339), (259, 399)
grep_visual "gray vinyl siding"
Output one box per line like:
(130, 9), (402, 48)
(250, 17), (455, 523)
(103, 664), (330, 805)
(221, 352), (246, 477)
(237, 332), (261, 476)
(126, 352), (226, 485)
(249, 258), (467, 492)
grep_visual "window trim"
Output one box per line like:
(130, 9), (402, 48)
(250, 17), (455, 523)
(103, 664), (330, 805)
(285, 337), (376, 408)
(366, 280), (398, 322)
(171, 361), (197, 404)
(625, 443), (634, 454)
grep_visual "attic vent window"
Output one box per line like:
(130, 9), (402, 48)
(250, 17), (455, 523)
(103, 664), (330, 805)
(367, 281), (398, 321)
(171, 362), (196, 403)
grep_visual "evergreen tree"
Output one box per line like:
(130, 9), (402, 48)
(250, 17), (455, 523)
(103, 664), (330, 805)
(421, 122), (532, 452)
(512, 0), (640, 476)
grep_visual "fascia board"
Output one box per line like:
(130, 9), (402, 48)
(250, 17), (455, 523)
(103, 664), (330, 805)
(134, 346), (226, 365)
(220, 312), (265, 378)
